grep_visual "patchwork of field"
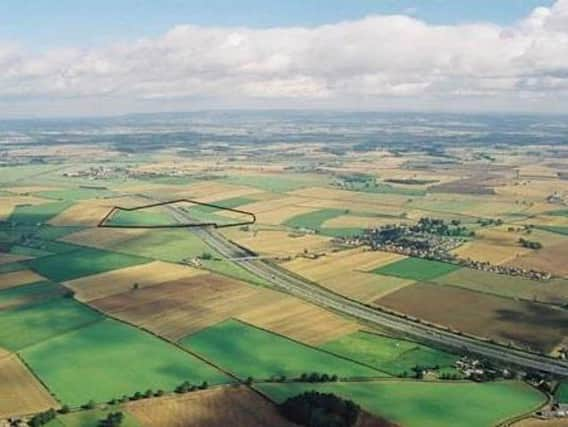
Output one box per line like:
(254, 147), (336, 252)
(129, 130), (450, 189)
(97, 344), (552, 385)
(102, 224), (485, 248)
(20, 319), (231, 407)
(0, 195), (51, 221)
(320, 331), (459, 376)
(127, 386), (297, 427)
(181, 319), (381, 380)
(49, 197), (145, 227)
(376, 282), (568, 352)
(282, 248), (413, 302)
(8, 201), (74, 225)
(65, 261), (203, 301)
(259, 380), (546, 427)
(0, 353), (58, 418)
(0, 269), (46, 290)
(221, 228), (333, 257)
(90, 272), (357, 344)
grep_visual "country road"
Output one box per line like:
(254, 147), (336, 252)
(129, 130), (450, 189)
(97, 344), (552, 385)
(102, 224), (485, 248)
(155, 197), (568, 377)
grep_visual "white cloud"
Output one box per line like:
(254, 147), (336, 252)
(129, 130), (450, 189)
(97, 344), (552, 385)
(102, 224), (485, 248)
(2, 1), (568, 115)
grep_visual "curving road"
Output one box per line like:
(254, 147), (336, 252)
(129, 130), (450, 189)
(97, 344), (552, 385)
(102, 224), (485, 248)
(158, 198), (568, 377)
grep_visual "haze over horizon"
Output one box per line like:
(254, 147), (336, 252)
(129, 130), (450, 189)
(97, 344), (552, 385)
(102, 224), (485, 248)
(1, 0), (568, 118)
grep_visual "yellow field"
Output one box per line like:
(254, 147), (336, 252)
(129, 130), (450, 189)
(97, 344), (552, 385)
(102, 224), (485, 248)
(222, 229), (332, 257)
(236, 294), (358, 345)
(61, 227), (148, 250)
(65, 261), (204, 301)
(0, 195), (50, 221)
(0, 270), (46, 291)
(452, 241), (531, 265)
(4, 186), (61, 194)
(513, 418), (568, 427)
(0, 252), (31, 265)
(172, 182), (262, 201)
(0, 353), (58, 418)
(127, 386), (295, 427)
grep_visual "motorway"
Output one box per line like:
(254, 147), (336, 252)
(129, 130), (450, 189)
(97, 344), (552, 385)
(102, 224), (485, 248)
(159, 199), (568, 377)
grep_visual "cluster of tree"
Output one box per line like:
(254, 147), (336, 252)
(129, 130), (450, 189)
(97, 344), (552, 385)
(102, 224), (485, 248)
(175, 380), (208, 394)
(439, 372), (463, 380)
(99, 412), (124, 427)
(296, 372), (338, 383)
(279, 391), (360, 427)
(477, 218), (503, 227)
(28, 409), (57, 427)
(411, 217), (471, 237)
(108, 389), (164, 405)
(518, 238), (543, 250)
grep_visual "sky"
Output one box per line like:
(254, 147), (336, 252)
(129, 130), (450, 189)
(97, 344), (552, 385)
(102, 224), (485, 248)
(1, 0), (567, 117)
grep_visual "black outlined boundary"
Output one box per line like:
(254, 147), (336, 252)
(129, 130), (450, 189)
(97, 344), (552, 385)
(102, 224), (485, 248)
(98, 199), (256, 229)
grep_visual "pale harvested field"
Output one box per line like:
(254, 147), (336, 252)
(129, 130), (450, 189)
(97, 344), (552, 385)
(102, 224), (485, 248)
(229, 196), (307, 215)
(128, 386), (296, 427)
(297, 198), (407, 217)
(452, 241), (531, 264)
(283, 248), (406, 281)
(49, 196), (144, 226)
(0, 195), (50, 220)
(91, 273), (356, 345)
(290, 187), (411, 209)
(173, 182), (262, 201)
(508, 241), (568, 278)
(521, 215), (568, 227)
(477, 225), (568, 248)
(0, 354), (58, 418)
(0, 252), (31, 265)
(497, 180), (568, 200)
(61, 227), (149, 250)
(0, 270), (46, 291)
(310, 271), (414, 303)
(65, 261), (204, 301)
(222, 229), (333, 256)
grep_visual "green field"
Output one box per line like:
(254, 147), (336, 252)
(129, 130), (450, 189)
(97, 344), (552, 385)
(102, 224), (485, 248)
(259, 380), (545, 427)
(223, 174), (328, 193)
(285, 208), (345, 230)
(320, 331), (458, 376)
(0, 262), (27, 273)
(46, 409), (141, 427)
(9, 245), (53, 257)
(106, 208), (175, 227)
(8, 201), (73, 226)
(25, 247), (149, 282)
(537, 225), (568, 236)
(181, 319), (382, 380)
(38, 188), (115, 201)
(21, 319), (231, 407)
(0, 298), (102, 351)
(372, 257), (461, 281)
(0, 280), (65, 309)
(557, 381), (568, 403)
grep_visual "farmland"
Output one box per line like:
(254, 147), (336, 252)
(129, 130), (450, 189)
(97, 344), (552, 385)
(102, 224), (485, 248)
(259, 381), (546, 427)
(180, 319), (382, 380)
(2, 112), (568, 426)
(21, 319), (231, 407)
